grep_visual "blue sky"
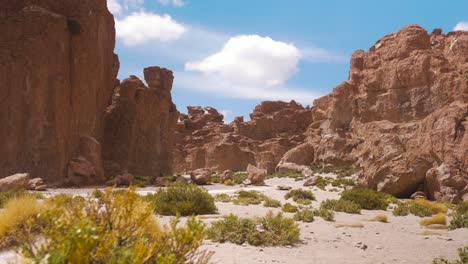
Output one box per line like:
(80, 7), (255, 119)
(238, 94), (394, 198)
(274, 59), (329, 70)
(109, 0), (468, 121)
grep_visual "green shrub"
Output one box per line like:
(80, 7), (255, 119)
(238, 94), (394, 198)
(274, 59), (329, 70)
(19, 188), (211, 263)
(331, 178), (355, 188)
(294, 209), (315, 223)
(207, 212), (300, 246)
(432, 247), (468, 264)
(91, 189), (104, 199)
(232, 191), (266, 206)
(419, 213), (447, 226)
(449, 202), (468, 230)
(393, 199), (447, 217)
(232, 172), (248, 184)
(133, 174), (153, 187)
(147, 183), (217, 216)
(214, 193), (232, 203)
(313, 208), (335, 222)
(315, 176), (333, 190)
(263, 197), (282, 208)
(223, 179), (234, 186)
(340, 187), (392, 210)
(284, 189), (315, 204)
(0, 189), (43, 208)
(311, 165), (360, 177)
(282, 203), (299, 213)
(320, 199), (361, 214)
(211, 174), (220, 183)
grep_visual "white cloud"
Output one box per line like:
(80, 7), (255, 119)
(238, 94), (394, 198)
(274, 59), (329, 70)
(175, 72), (319, 104)
(115, 11), (187, 46)
(158, 0), (185, 7)
(454, 21), (468, 31)
(220, 109), (231, 118)
(107, 0), (122, 14)
(185, 35), (300, 87)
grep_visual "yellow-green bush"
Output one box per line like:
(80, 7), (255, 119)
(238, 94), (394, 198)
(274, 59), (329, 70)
(0, 196), (44, 249)
(223, 179), (235, 186)
(320, 199), (361, 214)
(214, 193), (232, 203)
(146, 183), (217, 216)
(284, 189), (315, 204)
(419, 213), (447, 226)
(0, 189), (43, 208)
(207, 212), (300, 246)
(232, 191), (266, 206)
(371, 214), (388, 223)
(267, 171), (304, 180)
(340, 187), (392, 210)
(21, 188), (211, 263)
(432, 246), (467, 264)
(232, 172), (248, 184)
(282, 203), (299, 213)
(293, 209), (315, 223)
(393, 199), (448, 217)
(263, 197), (282, 208)
(313, 208), (335, 222)
(331, 178), (356, 188)
(449, 201), (468, 230)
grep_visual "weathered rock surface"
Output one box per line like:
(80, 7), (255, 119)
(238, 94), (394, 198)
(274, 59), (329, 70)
(0, 173), (46, 191)
(247, 164), (267, 185)
(102, 67), (178, 180)
(0, 0), (119, 184)
(173, 101), (313, 173)
(190, 168), (212, 185)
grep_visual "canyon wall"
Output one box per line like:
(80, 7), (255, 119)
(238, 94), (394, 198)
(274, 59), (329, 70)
(0, 0), (177, 185)
(174, 25), (467, 202)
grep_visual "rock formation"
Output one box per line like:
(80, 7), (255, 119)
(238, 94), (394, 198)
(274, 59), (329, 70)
(173, 25), (467, 202)
(102, 67), (178, 179)
(0, 1), (178, 185)
(0, 0), (119, 184)
(173, 101), (314, 174)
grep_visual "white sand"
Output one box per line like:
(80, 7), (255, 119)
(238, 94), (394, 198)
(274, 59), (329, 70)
(0, 176), (466, 264)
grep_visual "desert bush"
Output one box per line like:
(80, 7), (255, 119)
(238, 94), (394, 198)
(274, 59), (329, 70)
(393, 199), (447, 217)
(293, 209), (315, 223)
(340, 187), (392, 210)
(20, 188), (211, 263)
(313, 208), (335, 222)
(331, 178), (355, 188)
(232, 191), (266, 206)
(315, 176), (333, 190)
(0, 189), (43, 208)
(311, 165), (359, 177)
(223, 179), (234, 186)
(146, 183), (217, 216)
(371, 214), (388, 223)
(449, 201), (468, 230)
(263, 197), (282, 208)
(133, 174), (153, 187)
(284, 189), (315, 204)
(432, 246), (468, 264)
(282, 203), (299, 213)
(232, 172), (248, 184)
(320, 199), (361, 214)
(214, 193), (232, 203)
(207, 212), (299, 246)
(0, 196), (44, 249)
(419, 213), (447, 226)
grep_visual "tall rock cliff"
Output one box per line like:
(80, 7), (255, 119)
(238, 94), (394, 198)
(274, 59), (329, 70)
(102, 67), (178, 179)
(0, 0), (119, 183)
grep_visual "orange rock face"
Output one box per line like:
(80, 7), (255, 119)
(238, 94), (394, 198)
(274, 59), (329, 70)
(173, 101), (314, 174)
(308, 25), (468, 201)
(102, 67), (178, 179)
(0, 0), (119, 184)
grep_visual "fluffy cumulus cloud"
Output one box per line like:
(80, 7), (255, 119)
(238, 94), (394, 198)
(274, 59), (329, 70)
(454, 21), (468, 31)
(185, 35), (300, 87)
(115, 11), (187, 46)
(158, 0), (185, 7)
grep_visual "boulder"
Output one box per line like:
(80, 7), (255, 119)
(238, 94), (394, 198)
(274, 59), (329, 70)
(247, 164), (267, 185)
(425, 164), (468, 203)
(221, 170), (233, 183)
(27, 178), (47, 191)
(190, 169), (212, 185)
(303, 177), (318, 187)
(0, 173), (31, 192)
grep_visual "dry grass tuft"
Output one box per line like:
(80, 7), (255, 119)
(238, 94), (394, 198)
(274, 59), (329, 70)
(419, 213), (447, 226)
(333, 222), (364, 228)
(371, 214), (388, 223)
(417, 230), (443, 236)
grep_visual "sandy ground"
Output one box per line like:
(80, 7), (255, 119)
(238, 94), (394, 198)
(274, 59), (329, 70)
(0, 176), (466, 264)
